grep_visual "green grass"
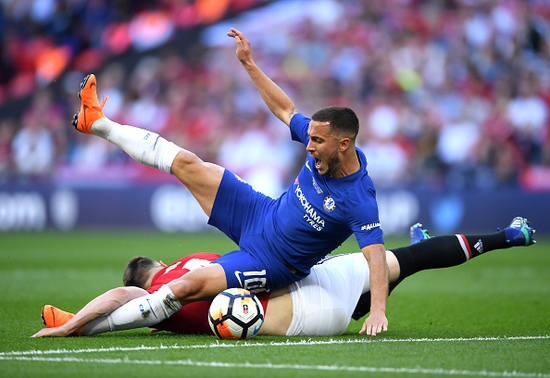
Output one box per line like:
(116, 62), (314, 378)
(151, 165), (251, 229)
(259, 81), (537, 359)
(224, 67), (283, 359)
(1, 231), (549, 377)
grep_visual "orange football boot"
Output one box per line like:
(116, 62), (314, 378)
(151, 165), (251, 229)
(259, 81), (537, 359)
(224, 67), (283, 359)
(41, 305), (82, 336)
(71, 74), (107, 134)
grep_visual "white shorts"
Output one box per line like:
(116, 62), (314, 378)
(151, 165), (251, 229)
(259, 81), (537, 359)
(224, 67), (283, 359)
(286, 253), (370, 336)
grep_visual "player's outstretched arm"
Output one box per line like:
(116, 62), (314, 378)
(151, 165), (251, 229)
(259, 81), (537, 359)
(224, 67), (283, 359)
(32, 286), (148, 337)
(227, 28), (297, 127)
(359, 244), (389, 336)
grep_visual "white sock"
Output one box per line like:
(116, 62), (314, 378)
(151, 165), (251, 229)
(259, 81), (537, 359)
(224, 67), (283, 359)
(91, 118), (182, 174)
(83, 285), (182, 334)
(80, 315), (110, 336)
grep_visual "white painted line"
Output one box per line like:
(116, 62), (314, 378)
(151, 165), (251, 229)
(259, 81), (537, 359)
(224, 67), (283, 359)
(2, 335), (548, 357)
(1, 355), (549, 377)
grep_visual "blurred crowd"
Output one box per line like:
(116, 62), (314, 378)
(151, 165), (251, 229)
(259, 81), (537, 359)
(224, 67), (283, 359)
(1, 0), (549, 195)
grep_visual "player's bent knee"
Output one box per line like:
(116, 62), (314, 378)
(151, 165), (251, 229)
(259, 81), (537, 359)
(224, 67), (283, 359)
(107, 287), (133, 303)
(93, 288), (131, 315)
(171, 151), (224, 178)
(171, 150), (203, 172)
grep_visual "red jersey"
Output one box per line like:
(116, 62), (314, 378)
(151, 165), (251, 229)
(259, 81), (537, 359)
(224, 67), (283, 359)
(147, 252), (269, 334)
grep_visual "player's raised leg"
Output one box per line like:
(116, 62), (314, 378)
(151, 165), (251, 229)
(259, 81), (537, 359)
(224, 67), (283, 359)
(169, 152), (224, 216)
(72, 74), (223, 216)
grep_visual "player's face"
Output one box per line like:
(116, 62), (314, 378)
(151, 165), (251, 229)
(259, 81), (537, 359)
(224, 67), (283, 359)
(306, 120), (342, 177)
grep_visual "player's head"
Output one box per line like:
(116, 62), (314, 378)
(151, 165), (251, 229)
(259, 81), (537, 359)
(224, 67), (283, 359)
(311, 106), (359, 142)
(123, 256), (162, 289)
(308, 106), (359, 177)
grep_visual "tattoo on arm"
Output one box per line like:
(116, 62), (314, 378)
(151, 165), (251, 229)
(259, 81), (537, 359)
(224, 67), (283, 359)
(288, 107), (298, 122)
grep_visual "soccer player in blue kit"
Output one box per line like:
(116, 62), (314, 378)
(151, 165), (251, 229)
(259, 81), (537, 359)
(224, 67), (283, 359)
(70, 28), (389, 336)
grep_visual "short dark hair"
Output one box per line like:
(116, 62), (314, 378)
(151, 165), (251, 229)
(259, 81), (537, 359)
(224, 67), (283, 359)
(123, 256), (158, 288)
(311, 105), (359, 141)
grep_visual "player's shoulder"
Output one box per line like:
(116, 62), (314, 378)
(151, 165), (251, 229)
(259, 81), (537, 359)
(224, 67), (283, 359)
(289, 113), (310, 144)
(344, 170), (376, 195)
(291, 112), (309, 124)
(181, 252), (220, 261)
(339, 175), (378, 216)
(355, 146), (369, 171)
(180, 252), (221, 266)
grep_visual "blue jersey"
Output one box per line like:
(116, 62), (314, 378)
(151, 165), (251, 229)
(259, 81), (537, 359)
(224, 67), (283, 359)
(263, 113), (384, 274)
(210, 113), (384, 290)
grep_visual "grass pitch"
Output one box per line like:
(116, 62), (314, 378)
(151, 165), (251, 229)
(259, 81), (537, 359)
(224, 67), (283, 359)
(1, 230), (549, 377)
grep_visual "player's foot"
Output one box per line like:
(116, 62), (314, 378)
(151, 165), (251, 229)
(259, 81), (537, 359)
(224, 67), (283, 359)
(503, 217), (536, 246)
(42, 305), (74, 327)
(71, 74), (107, 134)
(410, 223), (430, 245)
(41, 305), (81, 336)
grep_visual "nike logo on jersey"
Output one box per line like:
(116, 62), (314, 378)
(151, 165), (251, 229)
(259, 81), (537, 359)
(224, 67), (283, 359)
(234, 271), (243, 287)
(306, 160), (312, 172)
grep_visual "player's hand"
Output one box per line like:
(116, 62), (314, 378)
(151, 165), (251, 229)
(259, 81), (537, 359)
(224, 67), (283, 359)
(227, 28), (254, 66)
(359, 311), (388, 337)
(31, 326), (71, 338)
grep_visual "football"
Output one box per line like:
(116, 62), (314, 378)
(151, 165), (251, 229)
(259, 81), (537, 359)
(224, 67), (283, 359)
(208, 288), (264, 340)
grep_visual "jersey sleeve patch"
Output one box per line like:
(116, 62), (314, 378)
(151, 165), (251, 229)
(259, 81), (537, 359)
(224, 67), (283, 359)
(182, 258), (212, 271)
